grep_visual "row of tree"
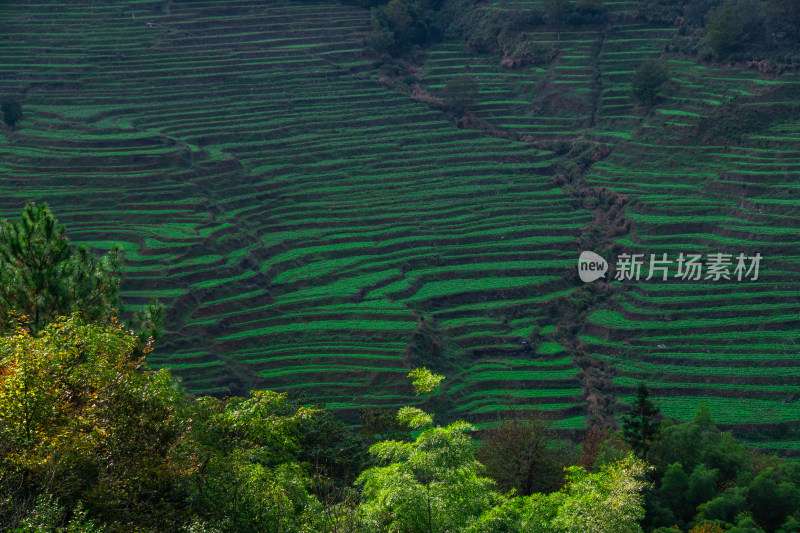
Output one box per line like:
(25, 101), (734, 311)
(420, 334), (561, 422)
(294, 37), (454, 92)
(365, 0), (444, 57)
(361, 0), (797, 63)
(361, 0), (609, 61)
(638, 0), (800, 61)
(702, 0), (800, 56)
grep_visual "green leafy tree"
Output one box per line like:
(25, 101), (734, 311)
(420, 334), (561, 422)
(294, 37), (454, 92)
(688, 464), (719, 515)
(592, 431), (633, 469)
(0, 316), (192, 532)
(553, 454), (651, 533)
(659, 463), (690, 524)
(360, 406), (410, 444)
(748, 470), (800, 532)
(367, 0), (439, 56)
(356, 370), (496, 533)
(631, 61), (670, 104)
(728, 515), (767, 533)
(644, 405), (758, 531)
(622, 383), (662, 457)
(477, 414), (574, 496)
(407, 367), (444, 395)
(13, 495), (103, 533)
(295, 405), (368, 494)
(467, 453), (651, 533)
(186, 391), (322, 533)
(696, 487), (747, 524)
(704, 2), (743, 55)
(441, 75), (479, 114)
(1, 99), (22, 129)
(648, 404), (751, 485)
(357, 417), (497, 533)
(778, 515), (800, 533)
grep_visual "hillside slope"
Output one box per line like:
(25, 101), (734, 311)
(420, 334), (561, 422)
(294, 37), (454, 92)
(1, 0), (799, 450)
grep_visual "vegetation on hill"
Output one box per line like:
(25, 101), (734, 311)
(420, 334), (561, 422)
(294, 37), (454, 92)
(0, 312), (652, 532)
(1, 205), (799, 532)
(641, 0), (800, 64)
(631, 61), (671, 104)
(3, 314), (799, 532)
(2, 1), (800, 527)
(361, 0), (800, 75)
(0, 203), (163, 346)
(367, 0), (444, 56)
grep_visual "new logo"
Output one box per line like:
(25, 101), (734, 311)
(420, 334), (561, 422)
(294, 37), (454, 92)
(578, 251), (608, 282)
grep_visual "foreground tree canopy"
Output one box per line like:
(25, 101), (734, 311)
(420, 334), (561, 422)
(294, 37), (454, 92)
(0, 315), (651, 532)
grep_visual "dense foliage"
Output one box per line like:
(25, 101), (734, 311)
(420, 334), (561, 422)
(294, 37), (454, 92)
(640, 0), (800, 63)
(365, 0), (444, 56)
(0, 315), (653, 532)
(477, 415), (575, 496)
(360, 0), (800, 78)
(643, 405), (800, 533)
(2, 312), (798, 532)
(2, 0), (797, 531)
(630, 61), (671, 105)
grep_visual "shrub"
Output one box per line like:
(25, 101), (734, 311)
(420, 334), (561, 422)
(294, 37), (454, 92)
(631, 60), (670, 104)
(441, 74), (479, 113)
(1, 99), (22, 128)
(502, 40), (559, 68)
(366, 0), (442, 57)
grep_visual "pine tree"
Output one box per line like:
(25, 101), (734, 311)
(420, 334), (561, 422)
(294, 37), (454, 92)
(0, 202), (122, 332)
(622, 382), (661, 458)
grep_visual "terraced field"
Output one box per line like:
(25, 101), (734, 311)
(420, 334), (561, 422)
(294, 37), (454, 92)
(412, 0), (800, 445)
(582, 62), (800, 448)
(0, 0), (591, 427)
(2, 0), (799, 446)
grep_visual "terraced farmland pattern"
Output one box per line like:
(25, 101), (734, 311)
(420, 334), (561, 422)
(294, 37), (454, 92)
(2, 0), (799, 449)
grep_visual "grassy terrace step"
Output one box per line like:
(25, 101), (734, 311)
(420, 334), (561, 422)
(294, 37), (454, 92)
(419, 36), (595, 137)
(618, 395), (800, 425)
(614, 376), (800, 394)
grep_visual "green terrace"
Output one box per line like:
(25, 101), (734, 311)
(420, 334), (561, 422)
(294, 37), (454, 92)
(3, 0), (800, 446)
